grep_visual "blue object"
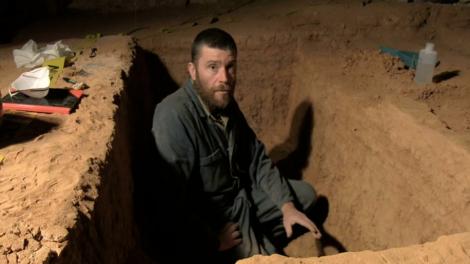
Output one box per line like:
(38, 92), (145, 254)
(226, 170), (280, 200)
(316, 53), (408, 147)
(379, 46), (419, 69)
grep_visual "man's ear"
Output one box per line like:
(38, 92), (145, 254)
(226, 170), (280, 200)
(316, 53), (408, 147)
(188, 62), (196, 81)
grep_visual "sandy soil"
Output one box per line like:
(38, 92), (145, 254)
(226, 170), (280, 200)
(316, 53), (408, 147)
(0, 0), (470, 263)
(139, 1), (470, 257)
(0, 36), (136, 263)
(238, 232), (470, 264)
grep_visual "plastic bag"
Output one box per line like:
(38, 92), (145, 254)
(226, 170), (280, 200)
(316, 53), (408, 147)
(13, 39), (74, 68)
(10, 67), (50, 98)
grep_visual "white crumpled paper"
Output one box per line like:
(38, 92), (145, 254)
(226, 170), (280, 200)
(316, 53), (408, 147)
(13, 39), (74, 68)
(10, 66), (50, 98)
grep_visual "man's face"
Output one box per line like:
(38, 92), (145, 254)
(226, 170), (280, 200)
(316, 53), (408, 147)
(188, 45), (237, 112)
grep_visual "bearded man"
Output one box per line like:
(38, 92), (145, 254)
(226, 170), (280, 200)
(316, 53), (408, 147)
(152, 28), (321, 263)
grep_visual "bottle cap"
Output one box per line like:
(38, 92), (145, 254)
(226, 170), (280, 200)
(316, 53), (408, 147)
(425, 42), (434, 52)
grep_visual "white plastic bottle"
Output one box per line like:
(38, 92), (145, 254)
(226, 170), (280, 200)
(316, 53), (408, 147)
(414, 42), (437, 84)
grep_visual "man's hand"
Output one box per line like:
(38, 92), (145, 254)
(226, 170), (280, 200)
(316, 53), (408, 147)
(218, 222), (242, 251)
(281, 202), (322, 239)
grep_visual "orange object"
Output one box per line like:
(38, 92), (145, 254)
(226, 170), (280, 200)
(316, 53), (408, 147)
(2, 89), (83, 115)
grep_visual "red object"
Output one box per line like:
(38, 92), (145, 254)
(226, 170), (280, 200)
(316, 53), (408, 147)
(2, 89), (84, 115)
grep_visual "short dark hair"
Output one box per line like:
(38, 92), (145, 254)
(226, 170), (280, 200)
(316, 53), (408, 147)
(191, 28), (237, 62)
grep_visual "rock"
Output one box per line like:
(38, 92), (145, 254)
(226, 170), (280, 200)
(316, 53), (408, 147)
(32, 247), (57, 264)
(25, 239), (40, 252)
(6, 253), (18, 264)
(10, 239), (25, 252)
(41, 226), (68, 243)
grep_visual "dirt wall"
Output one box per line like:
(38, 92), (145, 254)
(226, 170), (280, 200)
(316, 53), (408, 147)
(0, 36), (138, 264)
(68, 0), (250, 12)
(2, 0), (470, 263)
(143, 24), (470, 261)
(288, 44), (470, 252)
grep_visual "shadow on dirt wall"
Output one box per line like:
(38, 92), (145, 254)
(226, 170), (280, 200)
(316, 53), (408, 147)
(53, 46), (162, 264)
(270, 101), (347, 256)
(125, 46), (181, 263)
(128, 46), (231, 263)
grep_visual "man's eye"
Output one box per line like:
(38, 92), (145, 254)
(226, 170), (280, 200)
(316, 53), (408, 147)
(209, 65), (217, 70)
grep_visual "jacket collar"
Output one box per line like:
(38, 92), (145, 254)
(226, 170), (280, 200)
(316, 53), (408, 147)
(183, 79), (208, 118)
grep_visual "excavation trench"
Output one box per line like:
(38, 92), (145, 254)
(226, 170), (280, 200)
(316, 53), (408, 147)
(2, 33), (468, 263)
(2, 0), (470, 261)
(121, 32), (470, 262)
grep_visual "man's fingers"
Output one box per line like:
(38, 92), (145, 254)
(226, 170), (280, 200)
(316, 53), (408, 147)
(232, 230), (241, 239)
(232, 238), (242, 246)
(218, 222), (242, 252)
(305, 221), (321, 239)
(285, 223), (293, 238)
(312, 227), (322, 239)
(296, 217), (314, 231)
(302, 220), (322, 239)
(223, 222), (239, 233)
(296, 217), (322, 239)
(283, 208), (322, 240)
(227, 222), (239, 232)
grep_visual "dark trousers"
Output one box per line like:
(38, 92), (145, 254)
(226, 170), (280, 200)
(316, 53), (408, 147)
(221, 179), (317, 263)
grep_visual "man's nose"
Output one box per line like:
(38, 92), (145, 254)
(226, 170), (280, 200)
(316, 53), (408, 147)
(218, 67), (229, 83)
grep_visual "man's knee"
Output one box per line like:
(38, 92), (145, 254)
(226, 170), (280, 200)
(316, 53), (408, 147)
(288, 179), (317, 212)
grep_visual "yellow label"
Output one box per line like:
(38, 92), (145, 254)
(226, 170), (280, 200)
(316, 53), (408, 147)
(43, 57), (65, 87)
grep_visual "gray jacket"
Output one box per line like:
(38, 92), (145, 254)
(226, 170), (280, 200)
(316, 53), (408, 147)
(152, 80), (293, 238)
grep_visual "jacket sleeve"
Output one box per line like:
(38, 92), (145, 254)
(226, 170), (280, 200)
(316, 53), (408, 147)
(246, 123), (294, 209)
(152, 103), (220, 252)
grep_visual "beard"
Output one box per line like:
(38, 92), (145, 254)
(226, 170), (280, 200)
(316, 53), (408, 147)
(193, 75), (235, 114)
